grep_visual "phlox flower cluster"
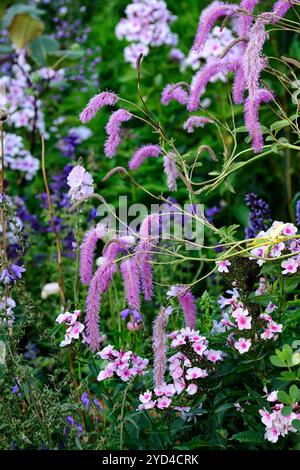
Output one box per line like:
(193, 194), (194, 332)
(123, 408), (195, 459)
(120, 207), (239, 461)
(115, 0), (178, 67)
(248, 221), (299, 275)
(97, 344), (149, 382)
(213, 287), (282, 353)
(139, 327), (223, 411)
(259, 391), (300, 443)
(56, 310), (85, 347)
(3, 132), (39, 181)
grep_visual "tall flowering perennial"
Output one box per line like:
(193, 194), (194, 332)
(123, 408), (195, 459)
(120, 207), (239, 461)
(152, 306), (171, 387)
(104, 109), (132, 158)
(163, 0), (295, 152)
(115, 0), (178, 67)
(138, 327), (224, 411)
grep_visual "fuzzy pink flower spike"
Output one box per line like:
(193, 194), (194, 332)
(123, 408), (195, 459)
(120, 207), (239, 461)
(152, 307), (169, 387)
(161, 84), (189, 106)
(120, 259), (140, 311)
(136, 213), (160, 301)
(128, 145), (162, 170)
(104, 108), (132, 158)
(178, 288), (197, 330)
(163, 152), (178, 192)
(80, 224), (106, 285)
(79, 91), (118, 123)
(192, 1), (239, 54)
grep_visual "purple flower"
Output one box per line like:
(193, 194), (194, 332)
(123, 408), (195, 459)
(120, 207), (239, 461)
(163, 152), (178, 191)
(161, 84), (189, 106)
(245, 193), (272, 238)
(81, 392), (90, 410)
(79, 91), (118, 123)
(128, 145), (162, 170)
(104, 109), (132, 158)
(120, 308), (131, 320)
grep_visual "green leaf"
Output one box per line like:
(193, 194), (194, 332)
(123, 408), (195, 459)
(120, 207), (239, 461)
(46, 49), (84, 70)
(2, 4), (43, 28)
(232, 431), (264, 444)
(277, 390), (291, 405)
(8, 13), (44, 49)
(289, 384), (300, 402)
(270, 355), (286, 367)
(292, 353), (300, 366)
(292, 419), (300, 432)
(281, 405), (293, 417)
(270, 120), (290, 132)
(29, 35), (59, 65)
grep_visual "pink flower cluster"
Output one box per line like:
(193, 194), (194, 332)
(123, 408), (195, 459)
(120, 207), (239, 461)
(213, 286), (282, 354)
(56, 310), (85, 347)
(115, 0), (178, 67)
(139, 327), (223, 411)
(249, 221), (299, 274)
(259, 391), (300, 443)
(97, 345), (149, 382)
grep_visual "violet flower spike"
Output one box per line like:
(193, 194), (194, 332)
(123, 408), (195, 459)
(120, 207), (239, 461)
(152, 307), (169, 388)
(163, 152), (178, 192)
(192, 2), (239, 54)
(178, 289), (197, 330)
(104, 108), (132, 158)
(161, 84), (189, 106)
(183, 116), (211, 134)
(79, 91), (119, 123)
(80, 224), (106, 285)
(128, 145), (162, 170)
(120, 259), (141, 312)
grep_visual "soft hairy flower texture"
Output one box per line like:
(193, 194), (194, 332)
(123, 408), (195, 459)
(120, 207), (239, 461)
(153, 307), (169, 387)
(79, 91), (119, 123)
(128, 145), (162, 170)
(136, 213), (160, 300)
(120, 259), (141, 311)
(80, 224), (107, 285)
(183, 116), (211, 134)
(163, 152), (178, 191)
(192, 1), (239, 54)
(161, 84), (189, 106)
(170, 285), (197, 330)
(188, 59), (239, 112)
(104, 109), (132, 158)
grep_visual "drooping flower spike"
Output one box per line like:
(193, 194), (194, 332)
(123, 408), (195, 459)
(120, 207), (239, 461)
(79, 91), (119, 123)
(163, 152), (178, 191)
(128, 145), (162, 170)
(104, 108), (132, 158)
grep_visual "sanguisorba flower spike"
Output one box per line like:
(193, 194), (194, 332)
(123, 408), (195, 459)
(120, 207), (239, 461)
(79, 91), (119, 123)
(104, 108), (132, 158)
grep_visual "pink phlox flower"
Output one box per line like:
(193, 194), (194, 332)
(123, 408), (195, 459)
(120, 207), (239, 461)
(255, 277), (266, 296)
(98, 344), (116, 360)
(205, 349), (223, 363)
(265, 302), (277, 314)
(67, 321), (85, 340)
(217, 259), (231, 273)
(139, 390), (152, 404)
(156, 396), (172, 409)
(281, 257), (298, 275)
(234, 337), (251, 354)
(186, 383), (198, 395)
(186, 367), (208, 380)
(282, 223), (298, 236)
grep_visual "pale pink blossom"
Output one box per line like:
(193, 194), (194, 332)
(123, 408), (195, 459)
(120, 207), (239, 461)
(217, 259), (231, 273)
(234, 337), (251, 354)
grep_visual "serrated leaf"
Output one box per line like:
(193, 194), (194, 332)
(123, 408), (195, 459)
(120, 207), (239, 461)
(8, 13), (44, 49)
